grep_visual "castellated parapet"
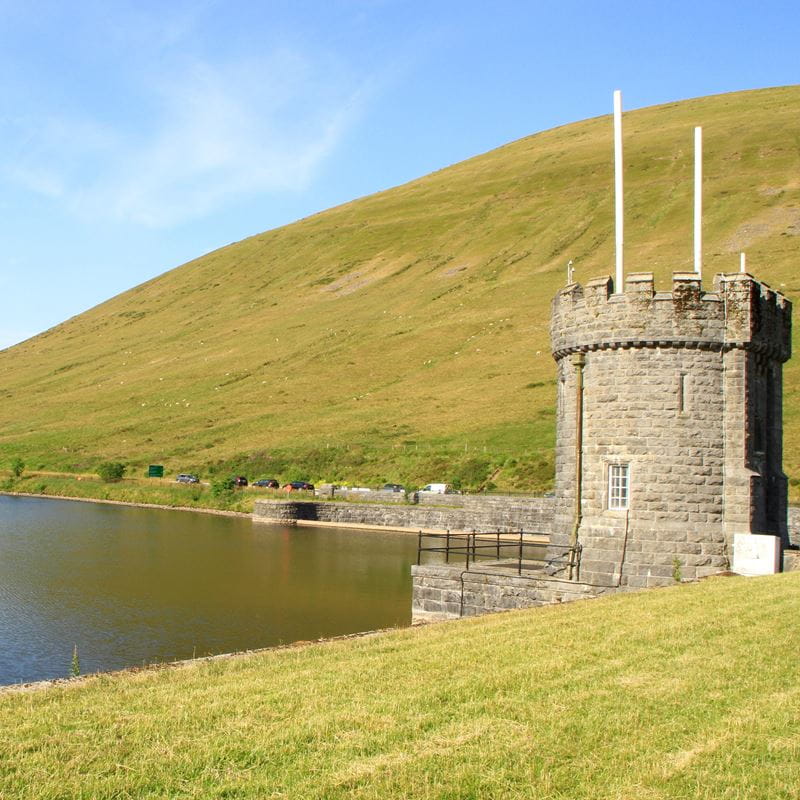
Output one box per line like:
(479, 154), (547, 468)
(550, 271), (791, 588)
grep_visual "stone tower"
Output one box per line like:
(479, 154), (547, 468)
(549, 270), (791, 588)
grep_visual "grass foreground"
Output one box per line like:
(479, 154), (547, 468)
(1, 572), (798, 799)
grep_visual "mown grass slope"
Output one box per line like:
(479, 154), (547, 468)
(1, 86), (799, 490)
(2, 572), (798, 799)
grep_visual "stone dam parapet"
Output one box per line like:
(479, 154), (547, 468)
(253, 495), (555, 534)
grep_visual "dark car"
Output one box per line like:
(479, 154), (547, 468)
(253, 478), (279, 489)
(176, 473), (200, 484)
(283, 481), (315, 492)
(233, 476), (248, 487)
(382, 483), (405, 492)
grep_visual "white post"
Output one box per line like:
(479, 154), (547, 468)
(740, 252), (746, 273)
(614, 90), (624, 292)
(694, 126), (702, 277)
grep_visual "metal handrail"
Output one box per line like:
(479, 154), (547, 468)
(416, 529), (579, 576)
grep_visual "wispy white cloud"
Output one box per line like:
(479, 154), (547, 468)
(79, 52), (365, 226)
(1, 10), (369, 228)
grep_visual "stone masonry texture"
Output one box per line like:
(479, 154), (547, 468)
(411, 564), (611, 622)
(253, 495), (554, 534)
(550, 271), (792, 589)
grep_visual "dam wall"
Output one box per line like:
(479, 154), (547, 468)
(253, 495), (555, 534)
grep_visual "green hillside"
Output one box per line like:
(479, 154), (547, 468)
(2, 86), (799, 491)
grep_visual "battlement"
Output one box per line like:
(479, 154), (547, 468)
(551, 271), (791, 362)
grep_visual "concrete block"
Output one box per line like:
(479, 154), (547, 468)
(732, 533), (781, 576)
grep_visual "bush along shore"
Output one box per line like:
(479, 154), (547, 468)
(1, 572), (799, 798)
(0, 472), (257, 514)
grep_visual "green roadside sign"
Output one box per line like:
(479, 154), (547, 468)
(147, 465), (164, 478)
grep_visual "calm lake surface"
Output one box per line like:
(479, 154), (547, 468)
(0, 495), (418, 686)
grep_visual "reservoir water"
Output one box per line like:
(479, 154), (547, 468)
(0, 495), (418, 686)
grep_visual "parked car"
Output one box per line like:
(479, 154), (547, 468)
(253, 478), (279, 488)
(176, 473), (200, 484)
(283, 481), (315, 492)
(382, 483), (405, 492)
(419, 483), (457, 494)
(233, 476), (248, 487)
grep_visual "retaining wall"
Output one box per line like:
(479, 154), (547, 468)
(411, 564), (613, 621)
(253, 495), (555, 533)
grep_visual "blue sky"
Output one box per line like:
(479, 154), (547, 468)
(1, 0), (798, 350)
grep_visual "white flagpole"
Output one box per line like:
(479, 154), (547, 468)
(614, 90), (624, 292)
(694, 126), (702, 277)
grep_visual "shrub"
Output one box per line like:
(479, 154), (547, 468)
(11, 457), (24, 478)
(450, 457), (492, 492)
(211, 476), (236, 499)
(97, 462), (126, 483)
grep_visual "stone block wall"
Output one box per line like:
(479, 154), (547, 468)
(789, 507), (800, 547)
(409, 493), (466, 507)
(253, 495), (555, 534)
(411, 564), (612, 622)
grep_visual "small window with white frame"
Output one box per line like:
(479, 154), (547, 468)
(608, 463), (630, 510)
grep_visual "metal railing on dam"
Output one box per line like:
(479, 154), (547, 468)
(416, 529), (579, 576)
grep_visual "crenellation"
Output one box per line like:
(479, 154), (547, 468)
(551, 270), (792, 363)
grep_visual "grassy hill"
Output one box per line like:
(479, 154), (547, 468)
(2, 572), (799, 798)
(2, 86), (799, 492)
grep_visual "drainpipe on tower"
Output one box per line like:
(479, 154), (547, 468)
(568, 352), (585, 580)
